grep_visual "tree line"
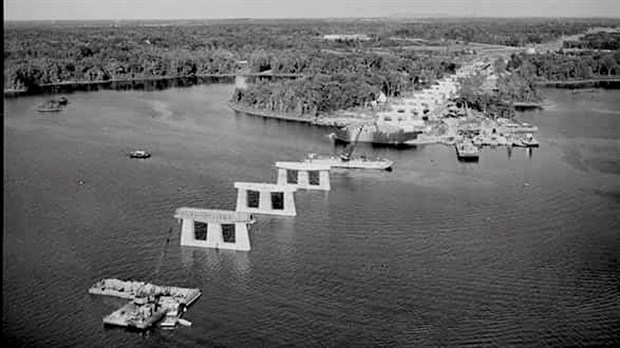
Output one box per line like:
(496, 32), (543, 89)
(510, 50), (620, 81)
(5, 18), (618, 91)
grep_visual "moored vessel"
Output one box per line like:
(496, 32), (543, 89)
(455, 139), (480, 162)
(305, 153), (393, 171)
(333, 123), (422, 145)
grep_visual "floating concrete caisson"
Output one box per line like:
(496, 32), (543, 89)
(234, 182), (297, 216)
(275, 161), (331, 191)
(175, 207), (255, 251)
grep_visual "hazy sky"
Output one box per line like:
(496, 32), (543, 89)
(4, 0), (620, 21)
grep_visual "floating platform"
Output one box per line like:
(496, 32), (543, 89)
(89, 279), (201, 306)
(455, 140), (480, 162)
(103, 300), (166, 330)
(90, 278), (201, 330)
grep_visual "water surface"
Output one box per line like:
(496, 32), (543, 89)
(4, 85), (619, 347)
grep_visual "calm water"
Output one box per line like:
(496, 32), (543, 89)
(4, 85), (620, 347)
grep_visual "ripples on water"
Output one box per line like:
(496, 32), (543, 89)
(3, 85), (620, 347)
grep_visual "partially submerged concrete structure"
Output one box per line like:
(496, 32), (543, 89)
(174, 207), (254, 251)
(234, 182), (297, 216)
(275, 161), (331, 191)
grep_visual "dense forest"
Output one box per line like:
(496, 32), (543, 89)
(231, 52), (458, 118)
(510, 50), (620, 81)
(5, 17), (618, 92)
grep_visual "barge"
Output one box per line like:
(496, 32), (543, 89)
(90, 278), (201, 330)
(455, 139), (480, 162)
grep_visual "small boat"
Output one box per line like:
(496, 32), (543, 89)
(159, 315), (178, 328)
(455, 139), (480, 162)
(128, 150), (151, 159)
(37, 105), (63, 112)
(177, 318), (192, 327)
(305, 153), (393, 171)
(36, 97), (69, 112)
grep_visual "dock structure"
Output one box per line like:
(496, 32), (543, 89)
(89, 278), (201, 330)
(174, 207), (254, 251)
(234, 182), (297, 216)
(275, 161), (331, 191)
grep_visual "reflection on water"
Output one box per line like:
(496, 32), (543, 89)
(3, 84), (620, 347)
(181, 247), (251, 279)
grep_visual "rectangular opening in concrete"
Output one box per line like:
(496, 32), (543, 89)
(308, 170), (320, 186)
(287, 169), (298, 184)
(247, 190), (260, 208)
(194, 221), (208, 241)
(222, 224), (236, 243)
(271, 192), (284, 210)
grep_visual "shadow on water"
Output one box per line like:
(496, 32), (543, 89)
(7, 76), (235, 97)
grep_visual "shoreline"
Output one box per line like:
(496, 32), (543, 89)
(3, 73), (304, 97)
(6, 75), (620, 98)
(226, 101), (364, 127)
(535, 78), (620, 88)
(4, 75), (235, 97)
(226, 101), (317, 124)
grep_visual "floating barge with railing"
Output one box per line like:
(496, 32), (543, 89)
(89, 278), (201, 330)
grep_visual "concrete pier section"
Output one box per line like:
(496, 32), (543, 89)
(174, 207), (255, 251)
(275, 161), (331, 191)
(234, 182), (297, 216)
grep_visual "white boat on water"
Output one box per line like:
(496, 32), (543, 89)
(177, 318), (192, 327)
(305, 153), (393, 171)
(128, 150), (151, 159)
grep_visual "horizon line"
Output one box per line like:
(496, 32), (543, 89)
(5, 15), (620, 22)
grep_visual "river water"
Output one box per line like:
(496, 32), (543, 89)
(4, 84), (619, 347)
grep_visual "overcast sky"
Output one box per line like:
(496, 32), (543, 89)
(4, 0), (620, 21)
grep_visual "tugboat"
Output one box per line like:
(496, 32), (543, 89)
(128, 150), (151, 159)
(307, 126), (394, 171)
(455, 138), (480, 162)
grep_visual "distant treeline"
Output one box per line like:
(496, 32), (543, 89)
(4, 18), (618, 91)
(388, 18), (603, 46)
(511, 50), (620, 81)
(563, 32), (620, 50)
